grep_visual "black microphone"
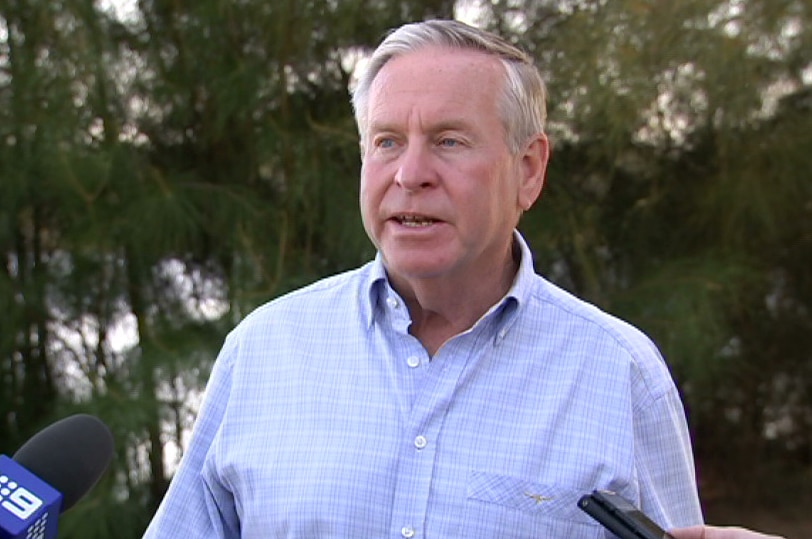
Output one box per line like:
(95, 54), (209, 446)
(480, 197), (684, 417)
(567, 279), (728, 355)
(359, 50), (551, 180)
(0, 414), (114, 539)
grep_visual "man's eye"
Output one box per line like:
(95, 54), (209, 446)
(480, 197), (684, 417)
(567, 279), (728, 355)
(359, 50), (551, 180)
(376, 138), (395, 149)
(439, 138), (459, 148)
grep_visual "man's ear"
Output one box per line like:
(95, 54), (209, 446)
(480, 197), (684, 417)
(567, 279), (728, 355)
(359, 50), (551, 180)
(517, 133), (550, 211)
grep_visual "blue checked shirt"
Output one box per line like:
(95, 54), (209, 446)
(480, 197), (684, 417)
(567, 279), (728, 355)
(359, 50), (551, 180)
(143, 232), (703, 538)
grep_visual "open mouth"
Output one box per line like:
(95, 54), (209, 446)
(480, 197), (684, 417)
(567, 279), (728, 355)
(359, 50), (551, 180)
(395, 215), (437, 227)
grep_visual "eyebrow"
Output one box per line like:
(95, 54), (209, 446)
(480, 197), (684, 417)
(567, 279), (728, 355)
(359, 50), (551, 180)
(368, 118), (476, 136)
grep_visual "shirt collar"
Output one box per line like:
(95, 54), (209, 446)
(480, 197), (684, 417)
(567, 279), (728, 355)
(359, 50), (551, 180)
(362, 229), (536, 330)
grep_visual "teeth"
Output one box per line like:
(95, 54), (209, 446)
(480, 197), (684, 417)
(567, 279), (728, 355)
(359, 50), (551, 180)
(398, 215), (435, 227)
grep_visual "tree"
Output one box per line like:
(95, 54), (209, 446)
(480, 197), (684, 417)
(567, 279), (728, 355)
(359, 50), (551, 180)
(480, 0), (812, 504)
(2, 0), (456, 536)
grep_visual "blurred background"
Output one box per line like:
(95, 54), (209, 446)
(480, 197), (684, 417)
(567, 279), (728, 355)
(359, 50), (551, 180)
(1, 0), (810, 536)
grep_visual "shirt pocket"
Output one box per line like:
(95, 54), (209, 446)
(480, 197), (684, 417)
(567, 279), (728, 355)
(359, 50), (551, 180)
(463, 470), (604, 539)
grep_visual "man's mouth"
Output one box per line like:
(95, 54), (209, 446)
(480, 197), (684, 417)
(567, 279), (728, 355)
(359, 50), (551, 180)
(395, 215), (437, 227)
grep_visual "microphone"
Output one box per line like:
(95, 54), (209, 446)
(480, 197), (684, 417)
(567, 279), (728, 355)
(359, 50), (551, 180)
(0, 414), (114, 539)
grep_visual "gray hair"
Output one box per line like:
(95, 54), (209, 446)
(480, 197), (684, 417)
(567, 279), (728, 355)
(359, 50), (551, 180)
(351, 19), (547, 154)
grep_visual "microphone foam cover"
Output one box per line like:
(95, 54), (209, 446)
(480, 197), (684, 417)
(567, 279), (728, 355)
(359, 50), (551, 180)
(13, 413), (115, 512)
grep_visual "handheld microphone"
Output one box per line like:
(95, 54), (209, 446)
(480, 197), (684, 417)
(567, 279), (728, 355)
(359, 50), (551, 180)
(0, 414), (114, 539)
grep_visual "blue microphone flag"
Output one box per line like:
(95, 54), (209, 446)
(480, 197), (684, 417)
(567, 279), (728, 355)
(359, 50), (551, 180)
(0, 455), (61, 539)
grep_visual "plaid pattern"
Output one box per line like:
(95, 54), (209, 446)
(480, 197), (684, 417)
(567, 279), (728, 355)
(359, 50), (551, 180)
(144, 232), (702, 538)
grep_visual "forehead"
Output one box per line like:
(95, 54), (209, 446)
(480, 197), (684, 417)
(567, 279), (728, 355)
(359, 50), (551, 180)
(367, 46), (505, 128)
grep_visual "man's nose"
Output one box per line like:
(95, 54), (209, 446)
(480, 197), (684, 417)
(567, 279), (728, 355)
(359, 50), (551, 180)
(394, 143), (438, 192)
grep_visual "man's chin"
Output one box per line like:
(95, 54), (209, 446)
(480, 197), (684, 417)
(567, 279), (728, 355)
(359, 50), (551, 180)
(382, 257), (455, 283)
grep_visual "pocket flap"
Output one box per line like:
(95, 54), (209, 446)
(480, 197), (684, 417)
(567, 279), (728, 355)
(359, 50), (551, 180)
(467, 470), (592, 522)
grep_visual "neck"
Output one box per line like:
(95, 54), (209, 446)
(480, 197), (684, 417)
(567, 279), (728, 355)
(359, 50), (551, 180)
(391, 243), (520, 356)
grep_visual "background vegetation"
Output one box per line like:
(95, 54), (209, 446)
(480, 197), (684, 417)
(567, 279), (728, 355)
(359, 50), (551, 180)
(1, 0), (810, 536)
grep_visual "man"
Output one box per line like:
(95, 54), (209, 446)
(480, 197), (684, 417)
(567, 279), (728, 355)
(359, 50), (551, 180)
(144, 19), (704, 538)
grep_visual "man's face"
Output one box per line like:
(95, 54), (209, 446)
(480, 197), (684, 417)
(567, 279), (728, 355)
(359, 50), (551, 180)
(359, 46), (543, 288)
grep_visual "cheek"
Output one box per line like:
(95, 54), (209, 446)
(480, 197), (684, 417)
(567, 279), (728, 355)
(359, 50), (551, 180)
(359, 173), (377, 209)
(473, 169), (523, 224)
(359, 171), (383, 239)
(360, 159), (390, 201)
(468, 165), (513, 205)
(359, 196), (379, 247)
(358, 185), (374, 225)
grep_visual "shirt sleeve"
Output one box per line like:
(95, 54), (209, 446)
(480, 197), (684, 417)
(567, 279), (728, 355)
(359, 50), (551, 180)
(142, 336), (240, 539)
(634, 381), (704, 529)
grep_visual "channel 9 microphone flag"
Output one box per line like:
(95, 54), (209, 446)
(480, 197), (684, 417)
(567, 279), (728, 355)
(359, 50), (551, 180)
(0, 414), (114, 539)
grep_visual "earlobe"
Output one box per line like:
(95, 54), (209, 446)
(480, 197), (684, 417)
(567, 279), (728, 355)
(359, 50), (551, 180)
(518, 134), (549, 210)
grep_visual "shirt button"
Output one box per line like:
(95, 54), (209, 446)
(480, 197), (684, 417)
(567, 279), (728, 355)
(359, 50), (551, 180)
(406, 356), (420, 368)
(414, 435), (427, 449)
(386, 297), (399, 309)
(401, 526), (415, 538)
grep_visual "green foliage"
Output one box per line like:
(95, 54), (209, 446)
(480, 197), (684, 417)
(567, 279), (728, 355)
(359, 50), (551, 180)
(504, 0), (812, 499)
